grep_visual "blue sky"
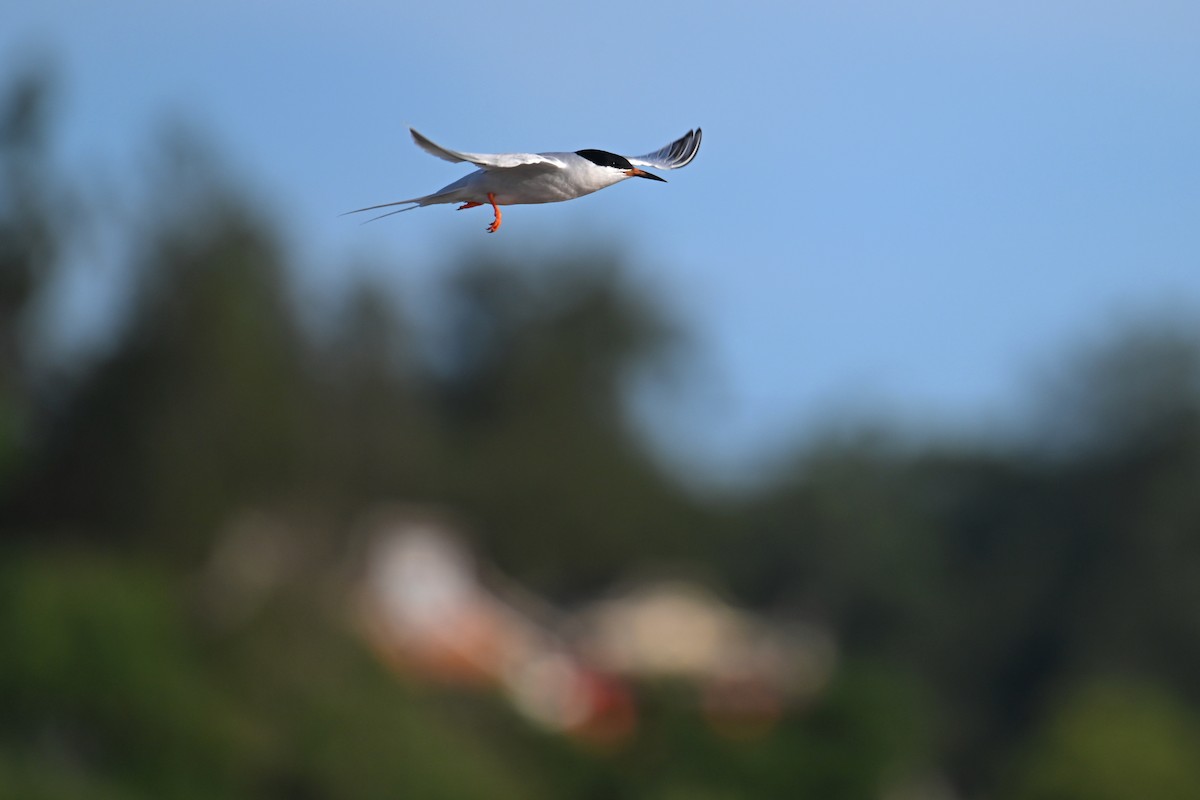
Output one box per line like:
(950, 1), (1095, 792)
(7, 1), (1200, 474)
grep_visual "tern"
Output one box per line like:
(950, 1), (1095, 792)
(344, 127), (702, 232)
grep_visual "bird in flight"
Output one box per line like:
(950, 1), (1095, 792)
(344, 127), (702, 233)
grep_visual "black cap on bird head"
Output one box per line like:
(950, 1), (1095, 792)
(575, 148), (667, 181)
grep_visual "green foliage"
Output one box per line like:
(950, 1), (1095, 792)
(0, 553), (257, 799)
(0, 552), (564, 800)
(626, 664), (929, 800)
(1007, 680), (1200, 800)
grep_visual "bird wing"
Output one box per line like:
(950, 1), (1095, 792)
(410, 128), (566, 170)
(626, 128), (703, 170)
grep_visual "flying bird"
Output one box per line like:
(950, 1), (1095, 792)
(344, 127), (702, 233)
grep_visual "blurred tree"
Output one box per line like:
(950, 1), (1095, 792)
(1019, 325), (1200, 701)
(0, 551), (557, 800)
(0, 60), (72, 490)
(1033, 323), (1200, 457)
(0, 553), (258, 799)
(1007, 679), (1200, 800)
(307, 278), (437, 511)
(422, 254), (718, 597)
(10, 135), (316, 563)
(733, 321), (1200, 796)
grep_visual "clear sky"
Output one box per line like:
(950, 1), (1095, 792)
(7, 1), (1200, 475)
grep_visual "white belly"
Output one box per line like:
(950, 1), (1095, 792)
(480, 170), (600, 205)
(434, 161), (625, 206)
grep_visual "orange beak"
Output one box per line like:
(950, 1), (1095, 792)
(626, 167), (667, 182)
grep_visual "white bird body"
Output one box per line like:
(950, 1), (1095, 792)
(422, 153), (629, 206)
(346, 127), (702, 232)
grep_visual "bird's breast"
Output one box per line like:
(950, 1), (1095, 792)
(482, 163), (623, 206)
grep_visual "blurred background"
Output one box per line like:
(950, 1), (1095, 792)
(4, 3), (1200, 798)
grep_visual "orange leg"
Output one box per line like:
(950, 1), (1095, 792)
(485, 192), (502, 233)
(457, 202), (482, 210)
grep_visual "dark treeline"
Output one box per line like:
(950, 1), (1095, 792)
(4, 67), (1200, 799)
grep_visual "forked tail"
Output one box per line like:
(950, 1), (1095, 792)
(340, 197), (425, 224)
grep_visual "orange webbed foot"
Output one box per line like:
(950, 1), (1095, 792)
(485, 192), (502, 233)
(457, 202), (482, 211)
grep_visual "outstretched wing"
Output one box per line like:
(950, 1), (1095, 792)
(410, 128), (566, 170)
(626, 128), (703, 170)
